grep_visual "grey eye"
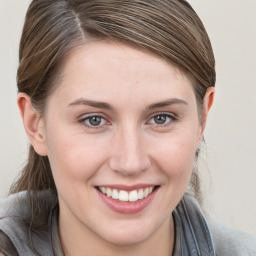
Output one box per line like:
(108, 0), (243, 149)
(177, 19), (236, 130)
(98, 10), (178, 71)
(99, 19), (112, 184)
(153, 115), (168, 124)
(149, 114), (173, 125)
(85, 116), (106, 126)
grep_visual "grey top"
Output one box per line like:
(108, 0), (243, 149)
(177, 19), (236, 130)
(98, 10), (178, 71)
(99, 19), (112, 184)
(207, 215), (256, 256)
(0, 190), (255, 255)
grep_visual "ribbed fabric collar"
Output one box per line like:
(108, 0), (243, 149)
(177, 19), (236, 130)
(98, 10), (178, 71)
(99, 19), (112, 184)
(172, 194), (216, 256)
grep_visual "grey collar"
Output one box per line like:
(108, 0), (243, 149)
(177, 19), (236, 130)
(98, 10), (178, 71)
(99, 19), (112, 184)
(173, 194), (216, 256)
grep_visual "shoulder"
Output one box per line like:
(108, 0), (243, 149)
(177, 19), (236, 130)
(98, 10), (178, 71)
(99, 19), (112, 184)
(0, 191), (33, 254)
(0, 190), (58, 255)
(206, 215), (256, 256)
(0, 191), (27, 218)
(0, 189), (57, 219)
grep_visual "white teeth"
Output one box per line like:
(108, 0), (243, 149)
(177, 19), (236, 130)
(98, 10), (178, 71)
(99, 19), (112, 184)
(112, 189), (119, 199)
(119, 190), (129, 201)
(144, 188), (149, 197)
(106, 188), (112, 197)
(99, 186), (155, 202)
(129, 190), (138, 202)
(138, 189), (144, 199)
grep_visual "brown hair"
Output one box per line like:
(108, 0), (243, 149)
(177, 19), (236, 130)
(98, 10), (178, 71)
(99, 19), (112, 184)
(11, 0), (215, 207)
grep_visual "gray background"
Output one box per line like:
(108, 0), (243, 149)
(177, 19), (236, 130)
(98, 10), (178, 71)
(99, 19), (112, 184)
(0, 0), (255, 235)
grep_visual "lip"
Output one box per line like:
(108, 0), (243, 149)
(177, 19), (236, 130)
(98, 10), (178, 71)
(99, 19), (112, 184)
(96, 185), (160, 214)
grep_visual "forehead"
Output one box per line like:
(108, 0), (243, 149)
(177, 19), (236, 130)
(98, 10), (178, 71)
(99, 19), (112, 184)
(49, 40), (195, 107)
(64, 41), (182, 74)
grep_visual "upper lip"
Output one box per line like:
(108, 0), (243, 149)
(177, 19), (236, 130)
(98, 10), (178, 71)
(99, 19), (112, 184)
(96, 184), (158, 191)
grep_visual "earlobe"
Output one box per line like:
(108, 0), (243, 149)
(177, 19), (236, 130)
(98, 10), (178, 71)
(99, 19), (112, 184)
(197, 87), (215, 144)
(17, 93), (48, 156)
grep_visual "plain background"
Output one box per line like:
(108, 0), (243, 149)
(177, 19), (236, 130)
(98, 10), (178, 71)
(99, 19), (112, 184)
(0, 0), (255, 235)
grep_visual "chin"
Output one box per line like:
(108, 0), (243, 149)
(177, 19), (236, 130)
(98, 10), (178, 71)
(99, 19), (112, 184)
(94, 218), (161, 246)
(102, 230), (151, 246)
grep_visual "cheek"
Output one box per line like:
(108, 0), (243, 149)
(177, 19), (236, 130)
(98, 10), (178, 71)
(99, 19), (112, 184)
(45, 128), (110, 188)
(151, 131), (197, 179)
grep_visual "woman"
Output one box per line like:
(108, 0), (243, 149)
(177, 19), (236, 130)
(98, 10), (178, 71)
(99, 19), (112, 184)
(0, 0), (255, 255)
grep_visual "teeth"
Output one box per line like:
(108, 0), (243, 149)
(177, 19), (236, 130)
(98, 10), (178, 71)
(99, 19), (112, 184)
(144, 188), (149, 197)
(101, 187), (106, 194)
(106, 188), (112, 197)
(98, 186), (155, 202)
(129, 190), (138, 202)
(112, 189), (119, 199)
(138, 189), (144, 199)
(119, 190), (129, 201)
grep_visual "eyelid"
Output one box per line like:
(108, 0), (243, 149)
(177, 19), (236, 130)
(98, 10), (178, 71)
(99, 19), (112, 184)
(78, 113), (111, 129)
(147, 112), (178, 126)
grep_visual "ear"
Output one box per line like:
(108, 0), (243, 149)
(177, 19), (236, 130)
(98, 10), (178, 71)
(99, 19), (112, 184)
(197, 87), (215, 144)
(17, 93), (48, 156)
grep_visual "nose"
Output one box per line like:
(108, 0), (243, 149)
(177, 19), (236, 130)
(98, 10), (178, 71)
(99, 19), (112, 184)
(108, 125), (151, 176)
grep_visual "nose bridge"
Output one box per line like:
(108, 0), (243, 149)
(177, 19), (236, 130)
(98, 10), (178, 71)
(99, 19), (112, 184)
(109, 122), (150, 176)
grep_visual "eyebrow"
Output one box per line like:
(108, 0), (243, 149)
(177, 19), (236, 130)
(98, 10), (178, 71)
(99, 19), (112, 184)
(68, 98), (114, 110)
(68, 97), (187, 110)
(147, 98), (188, 110)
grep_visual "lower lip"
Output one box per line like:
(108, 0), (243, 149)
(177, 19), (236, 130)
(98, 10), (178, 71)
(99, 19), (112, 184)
(97, 187), (159, 214)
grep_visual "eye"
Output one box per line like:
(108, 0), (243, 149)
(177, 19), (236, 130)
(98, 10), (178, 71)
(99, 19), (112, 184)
(80, 115), (107, 128)
(148, 113), (176, 126)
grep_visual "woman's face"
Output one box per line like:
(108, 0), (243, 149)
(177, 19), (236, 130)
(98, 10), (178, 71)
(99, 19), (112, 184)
(38, 41), (209, 246)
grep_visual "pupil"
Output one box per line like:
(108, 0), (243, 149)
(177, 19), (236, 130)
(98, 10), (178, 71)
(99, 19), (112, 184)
(89, 116), (101, 126)
(154, 115), (166, 124)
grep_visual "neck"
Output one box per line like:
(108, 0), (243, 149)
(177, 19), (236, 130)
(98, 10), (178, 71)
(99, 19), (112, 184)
(59, 212), (175, 256)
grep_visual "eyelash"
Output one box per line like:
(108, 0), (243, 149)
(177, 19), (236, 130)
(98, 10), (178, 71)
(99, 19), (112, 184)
(78, 114), (109, 129)
(147, 112), (178, 127)
(78, 112), (178, 129)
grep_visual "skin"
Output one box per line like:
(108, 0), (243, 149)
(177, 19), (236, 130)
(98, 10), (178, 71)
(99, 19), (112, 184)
(18, 41), (214, 256)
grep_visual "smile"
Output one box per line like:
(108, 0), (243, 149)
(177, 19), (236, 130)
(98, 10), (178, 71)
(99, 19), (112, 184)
(98, 186), (155, 202)
(96, 185), (160, 214)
